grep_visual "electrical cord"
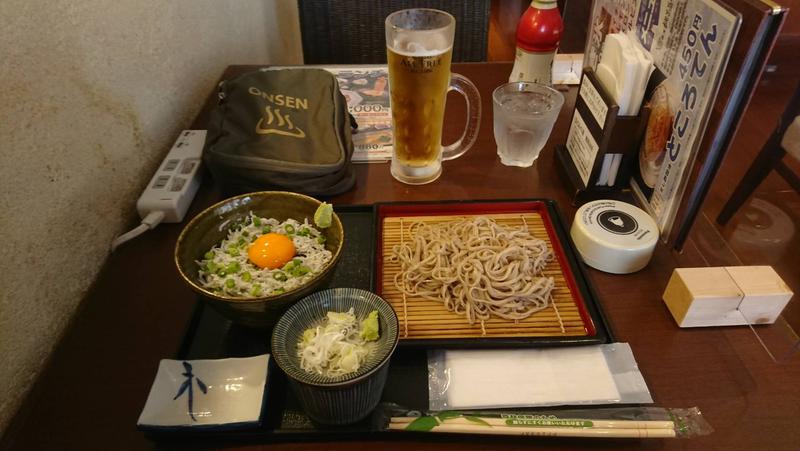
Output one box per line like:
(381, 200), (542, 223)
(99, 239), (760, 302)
(110, 211), (166, 252)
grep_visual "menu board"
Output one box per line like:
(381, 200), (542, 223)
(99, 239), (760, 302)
(584, 0), (741, 240)
(325, 66), (393, 163)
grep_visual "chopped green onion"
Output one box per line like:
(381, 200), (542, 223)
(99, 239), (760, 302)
(226, 262), (240, 274)
(217, 269), (227, 277)
(298, 228), (310, 237)
(207, 261), (219, 273)
(242, 272), (252, 282)
(317, 236), (326, 244)
(225, 279), (235, 289)
(293, 265), (311, 277)
(253, 217), (262, 226)
(274, 287), (286, 294)
(262, 226), (272, 234)
(251, 284), (262, 296)
(242, 230), (249, 237)
(273, 271), (288, 282)
(285, 261), (311, 277)
(285, 224), (295, 234)
(282, 259), (302, 272)
(204, 251), (214, 260)
(226, 246), (239, 256)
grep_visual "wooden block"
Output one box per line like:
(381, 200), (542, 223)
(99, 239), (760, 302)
(725, 266), (793, 325)
(662, 267), (745, 327)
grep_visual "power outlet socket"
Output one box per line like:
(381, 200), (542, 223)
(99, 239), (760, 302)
(136, 130), (207, 223)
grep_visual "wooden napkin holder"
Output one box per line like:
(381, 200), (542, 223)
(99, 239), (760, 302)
(556, 68), (650, 204)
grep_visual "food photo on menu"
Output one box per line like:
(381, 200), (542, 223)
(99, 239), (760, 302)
(3, 1), (798, 450)
(637, 70), (674, 191)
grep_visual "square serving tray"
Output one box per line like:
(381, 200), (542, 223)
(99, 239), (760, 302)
(150, 201), (614, 443)
(376, 200), (609, 347)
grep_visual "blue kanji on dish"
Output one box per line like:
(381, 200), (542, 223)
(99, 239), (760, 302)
(172, 361), (208, 421)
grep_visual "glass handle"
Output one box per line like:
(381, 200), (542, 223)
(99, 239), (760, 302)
(441, 73), (481, 161)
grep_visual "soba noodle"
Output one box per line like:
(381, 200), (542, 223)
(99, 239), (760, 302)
(390, 217), (555, 325)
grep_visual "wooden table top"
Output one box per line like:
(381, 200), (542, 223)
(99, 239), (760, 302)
(4, 63), (799, 451)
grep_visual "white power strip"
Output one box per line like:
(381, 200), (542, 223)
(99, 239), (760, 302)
(137, 129), (207, 222)
(111, 129), (207, 251)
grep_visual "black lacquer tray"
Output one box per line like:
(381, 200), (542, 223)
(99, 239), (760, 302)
(147, 202), (614, 444)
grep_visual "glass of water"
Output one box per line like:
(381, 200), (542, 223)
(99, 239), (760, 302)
(492, 82), (564, 167)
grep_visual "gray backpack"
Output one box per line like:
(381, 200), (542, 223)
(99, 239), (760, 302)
(204, 68), (356, 196)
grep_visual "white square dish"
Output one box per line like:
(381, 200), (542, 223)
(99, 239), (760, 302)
(137, 354), (269, 430)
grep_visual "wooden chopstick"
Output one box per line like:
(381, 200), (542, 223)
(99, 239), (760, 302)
(389, 416), (677, 438)
(390, 416), (675, 430)
(388, 422), (676, 438)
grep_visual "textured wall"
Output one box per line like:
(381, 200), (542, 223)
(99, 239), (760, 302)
(0, 0), (302, 434)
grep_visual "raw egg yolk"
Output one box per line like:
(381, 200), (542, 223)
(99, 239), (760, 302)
(248, 233), (296, 269)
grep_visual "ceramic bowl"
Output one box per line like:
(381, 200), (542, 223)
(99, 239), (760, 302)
(175, 191), (344, 328)
(271, 288), (399, 425)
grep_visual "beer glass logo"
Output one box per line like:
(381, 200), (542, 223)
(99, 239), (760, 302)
(255, 105), (306, 139)
(401, 55), (443, 73)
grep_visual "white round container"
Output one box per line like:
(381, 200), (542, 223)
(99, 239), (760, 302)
(570, 200), (658, 274)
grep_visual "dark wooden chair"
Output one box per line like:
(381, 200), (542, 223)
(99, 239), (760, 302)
(717, 81), (800, 225)
(297, 0), (491, 64)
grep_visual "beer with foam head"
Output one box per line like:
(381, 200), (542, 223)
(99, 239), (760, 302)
(385, 9), (480, 185)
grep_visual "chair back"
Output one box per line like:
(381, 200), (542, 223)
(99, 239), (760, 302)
(298, 0), (491, 64)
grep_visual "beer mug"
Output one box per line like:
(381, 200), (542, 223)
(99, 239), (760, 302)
(385, 9), (481, 185)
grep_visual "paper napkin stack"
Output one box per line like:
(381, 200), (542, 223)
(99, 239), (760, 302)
(595, 33), (654, 116)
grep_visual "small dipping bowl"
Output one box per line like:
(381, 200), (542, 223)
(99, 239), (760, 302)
(271, 288), (399, 425)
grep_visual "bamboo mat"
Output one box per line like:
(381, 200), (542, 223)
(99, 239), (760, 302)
(381, 213), (588, 340)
